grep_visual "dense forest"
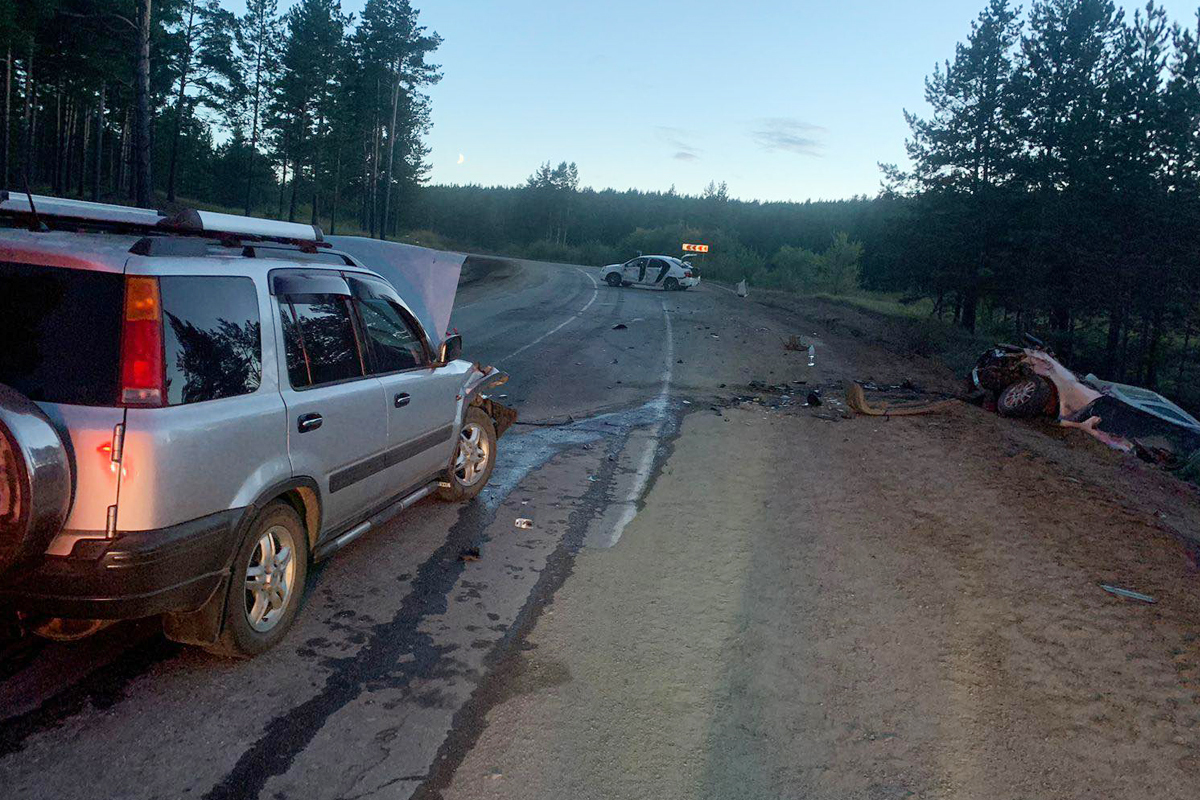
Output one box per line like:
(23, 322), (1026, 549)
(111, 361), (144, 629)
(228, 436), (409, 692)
(0, 0), (440, 237)
(4, 0), (1200, 402)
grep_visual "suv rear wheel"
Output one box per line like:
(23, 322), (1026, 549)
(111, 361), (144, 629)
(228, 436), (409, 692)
(207, 501), (308, 658)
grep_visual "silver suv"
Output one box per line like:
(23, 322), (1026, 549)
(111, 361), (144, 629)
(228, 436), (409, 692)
(0, 195), (513, 657)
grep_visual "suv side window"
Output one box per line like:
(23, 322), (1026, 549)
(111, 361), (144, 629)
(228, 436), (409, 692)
(278, 294), (365, 389)
(160, 276), (261, 406)
(357, 297), (429, 373)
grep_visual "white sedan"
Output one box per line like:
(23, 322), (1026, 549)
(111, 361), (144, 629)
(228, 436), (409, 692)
(600, 255), (700, 291)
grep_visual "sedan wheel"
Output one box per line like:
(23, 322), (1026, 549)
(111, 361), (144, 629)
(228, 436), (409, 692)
(605, 272), (623, 287)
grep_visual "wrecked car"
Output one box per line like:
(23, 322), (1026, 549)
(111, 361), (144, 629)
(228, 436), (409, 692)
(0, 194), (515, 656)
(972, 335), (1200, 463)
(600, 255), (700, 291)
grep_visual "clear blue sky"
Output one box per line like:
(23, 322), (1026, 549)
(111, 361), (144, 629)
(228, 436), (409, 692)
(225, 0), (1200, 202)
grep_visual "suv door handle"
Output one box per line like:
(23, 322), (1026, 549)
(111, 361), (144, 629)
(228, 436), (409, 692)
(297, 413), (323, 433)
(394, 393), (411, 409)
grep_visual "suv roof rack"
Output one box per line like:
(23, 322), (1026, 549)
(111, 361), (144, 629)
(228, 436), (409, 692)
(0, 191), (325, 248)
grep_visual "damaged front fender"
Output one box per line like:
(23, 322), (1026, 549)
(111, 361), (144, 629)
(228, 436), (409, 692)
(462, 365), (517, 438)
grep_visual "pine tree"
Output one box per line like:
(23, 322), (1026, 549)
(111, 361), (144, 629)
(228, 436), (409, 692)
(234, 0), (282, 214)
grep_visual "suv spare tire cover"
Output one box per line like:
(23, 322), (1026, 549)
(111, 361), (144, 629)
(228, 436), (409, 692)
(0, 384), (74, 573)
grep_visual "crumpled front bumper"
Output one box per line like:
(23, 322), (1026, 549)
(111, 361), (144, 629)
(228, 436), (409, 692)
(463, 365), (517, 437)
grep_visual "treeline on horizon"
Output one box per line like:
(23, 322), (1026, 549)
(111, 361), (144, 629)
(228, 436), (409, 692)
(4, 0), (1200, 406)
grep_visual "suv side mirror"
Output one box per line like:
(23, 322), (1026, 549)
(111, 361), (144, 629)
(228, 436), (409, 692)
(438, 334), (463, 364)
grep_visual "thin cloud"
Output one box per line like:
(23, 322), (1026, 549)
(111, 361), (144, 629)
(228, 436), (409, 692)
(656, 126), (701, 162)
(751, 117), (826, 157)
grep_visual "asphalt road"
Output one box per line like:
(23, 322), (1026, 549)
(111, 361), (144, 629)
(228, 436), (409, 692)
(0, 259), (747, 799)
(6, 259), (1200, 800)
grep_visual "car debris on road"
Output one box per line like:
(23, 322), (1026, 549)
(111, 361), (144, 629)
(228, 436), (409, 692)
(1101, 584), (1156, 603)
(846, 382), (959, 417)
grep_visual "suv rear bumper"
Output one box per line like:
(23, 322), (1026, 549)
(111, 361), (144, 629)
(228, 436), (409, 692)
(0, 508), (244, 620)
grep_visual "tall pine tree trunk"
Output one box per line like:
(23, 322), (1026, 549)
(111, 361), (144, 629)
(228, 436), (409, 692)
(310, 111), (325, 227)
(92, 83), (104, 200)
(52, 89), (63, 193)
(329, 144), (341, 235)
(166, 0), (196, 204)
(380, 72), (401, 241)
(133, 0), (154, 207)
(2, 45), (10, 187)
(369, 79), (381, 238)
(20, 36), (34, 188)
(288, 130), (302, 222)
(115, 108), (129, 194)
(78, 106), (90, 197)
(243, 38), (264, 215)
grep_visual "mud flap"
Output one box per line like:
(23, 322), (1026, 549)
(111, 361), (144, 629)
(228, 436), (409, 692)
(161, 572), (230, 647)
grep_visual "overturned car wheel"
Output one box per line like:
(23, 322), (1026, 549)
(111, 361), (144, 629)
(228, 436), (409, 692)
(997, 377), (1055, 418)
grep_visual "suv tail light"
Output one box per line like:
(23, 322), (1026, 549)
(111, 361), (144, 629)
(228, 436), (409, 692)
(120, 276), (165, 406)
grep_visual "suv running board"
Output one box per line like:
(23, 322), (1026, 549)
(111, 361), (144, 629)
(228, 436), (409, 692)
(312, 482), (438, 562)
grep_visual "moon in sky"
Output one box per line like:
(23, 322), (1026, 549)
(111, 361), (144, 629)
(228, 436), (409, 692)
(457, 153), (465, 165)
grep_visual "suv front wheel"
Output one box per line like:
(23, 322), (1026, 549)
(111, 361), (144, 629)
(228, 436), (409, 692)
(437, 407), (497, 502)
(207, 501), (309, 658)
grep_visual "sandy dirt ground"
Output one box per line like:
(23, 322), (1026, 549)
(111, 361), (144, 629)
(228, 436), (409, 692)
(440, 289), (1200, 800)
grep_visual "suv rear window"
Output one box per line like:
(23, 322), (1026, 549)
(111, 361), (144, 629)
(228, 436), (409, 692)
(160, 276), (262, 406)
(0, 262), (123, 406)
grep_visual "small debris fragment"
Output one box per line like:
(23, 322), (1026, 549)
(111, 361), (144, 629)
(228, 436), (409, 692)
(710, 333), (719, 339)
(612, 323), (627, 330)
(807, 390), (823, 407)
(783, 335), (806, 352)
(458, 547), (481, 562)
(514, 518), (534, 530)
(676, 359), (683, 364)
(736, 279), (748, 297)
(1101, 584), (1155, 603)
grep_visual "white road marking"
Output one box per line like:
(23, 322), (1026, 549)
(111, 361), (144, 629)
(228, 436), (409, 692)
(497, 268), (598, 363)
(602, 301), (673, 548)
